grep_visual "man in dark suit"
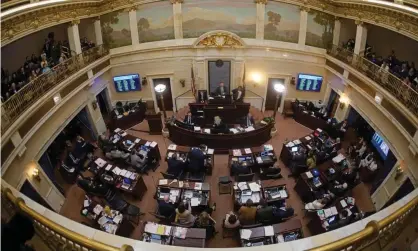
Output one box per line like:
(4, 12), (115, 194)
(188, 145), (206, 174)
(232, 86), (244, 102)
(158, 195), (176, 218)
(214, 82), (228, 96)
(243, 113), (255, 127)
(183, 111), (194, 125)
(231, 162), (250, 176)
(213, 116), (228, 134)
(167, 153), (185, 176)
(256, 199), (274, 223)
(273, 201), (294, 220)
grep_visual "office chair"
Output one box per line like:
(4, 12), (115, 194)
(259, 168), (282, 180)
(222, 219), (240, 239)
(122, 203), (143, 225)
(218, 176), (232, 195)
(187, 171), (206, 182)
(240, 222), (262, 229)
(235, 173), (254, 182)
(148, 205), (176, 224)
(161, 171), (177, 180)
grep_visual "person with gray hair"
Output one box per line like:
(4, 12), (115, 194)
(213, 116), (228, 134)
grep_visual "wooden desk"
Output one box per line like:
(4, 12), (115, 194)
(101, 165), (147, 200)
(171, 227), (206, 248)
(233, 181), (263, 210)
(166, 145), (214, 175)
(262, 184), (289, 204)
(239, 226), (274, 247)
(293, 104), (328, 130)
(228, 145), (277, 174)
(143, 222), (173, 245)
(108, 109), (146, 131)
(294, 169), (327, 203)
(273, 219), (303, 242)
(167, 121), (274, 153)
(189, 102), (250, 126)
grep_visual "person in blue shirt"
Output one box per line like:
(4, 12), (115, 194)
(167, 153), (185, 177)
(188, 145), (206, 174)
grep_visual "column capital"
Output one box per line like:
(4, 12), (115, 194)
(170, 0), (184, 3)
(254, 0), (268, 4)
(94, 16), (100, 22)
(69, 19), (80, 26)
(299, 6), (310, 12)
(334, 16), (341, 21)
(125, 5), (138, 12)
(355, 20), (365, 26)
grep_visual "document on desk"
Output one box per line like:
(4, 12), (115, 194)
(264, 226), (274, 237)
(105, 164), (112, 171)
(332, 153), (345, 163)
(256, 156), (263, 164)
(124, 171), (132, 178)
(93, 205), (103, 215)
(145, 141), (151, 146)
(194, 182), (202, 190)
(233, 149), (242, 156)
(229, 128), (239, 134)
(112, 167), (121, 175)
(324, 208), (332, 218)
(194, 126), (201, 131)
(170, 189), (180, 196)
(244, 148), (252, 154)
(306, 171), (313, 178)
(293, 139), (302, 145)
(114, 128), (122, 133)
(167, 152), (174, 158)
(238, 182), (249, 191)
(113, 214), (122, 224)
(121, 132), (127, 137)
(120, 169), (127, 177)
(330, 206), (338, 216)
(305, 136), (312, 141)
(168, 144), (177, 150)
(241, 229), (252, 240)
(134, 138), (141, 143)
(204, 128), (211, 134)
(112, 138), (119, 144)
(316, 128), (323, 132)
(159, 179), (168, 185)
(207, 148), (214, 154)
(179, 181), (184, 188)
(280, 189), (288, 198)
(191, 197), (200, 207)
(98, 216), (109, 226)
(95, 158), (106, 167)
(248, 182), (261, 192)
(286, 142), (295, 147)
(144, 222), (158, 234)
(150, 141), (157, 147)
(251, 193), (260, 203)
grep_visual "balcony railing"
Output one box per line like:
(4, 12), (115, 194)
(327, 45), (418, 117)
(0, 44), (109, 132)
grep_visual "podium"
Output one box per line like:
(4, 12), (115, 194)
(146, 112), (163, 135)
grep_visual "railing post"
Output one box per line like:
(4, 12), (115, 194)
(120, 244), (134, 251)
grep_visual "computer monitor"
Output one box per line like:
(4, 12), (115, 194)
(291, 147), (298, 152)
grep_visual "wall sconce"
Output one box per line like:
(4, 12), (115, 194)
(339, 94), (349, 109)
(53, 94), (61, 105)
(251, 72), (262, 87)
(374, 94), (382, 104)
(32, 168), (41, 182)
(290, 77), (296, 86)
(395, 160), (405, 180)
(179, 79), (186, 88)
(142, 77), (148, 86)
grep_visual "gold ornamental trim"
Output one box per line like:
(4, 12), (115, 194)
(170, 0), (184, 4)
(194, 31), (245, 48)
(254, 0), (268, 4)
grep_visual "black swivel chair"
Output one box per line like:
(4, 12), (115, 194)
(235, 173), (255, 182)
(161, 172), (177, 180)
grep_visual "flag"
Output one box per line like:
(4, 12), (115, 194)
(191, 65), (197, 101)
(242, 63), (246, 95)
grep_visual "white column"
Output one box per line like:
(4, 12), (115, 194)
(332, 18), (341, 46)
(255, 1), (266, 40)
(67, 20), (82, 54)
(171, 0), (183, 39)
(298, 7), (308, 46)
(354, 21), (368, 56)
(94, 18), (103, 45)
(129, 8), (140, 45)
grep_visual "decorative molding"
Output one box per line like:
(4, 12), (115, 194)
(170, 0), (184, 3)
(254, 0), (268, 4)
(69, 19), (80, 26)
(299, 6), (310, 12)
(355, 20), (364, 26)
(194, 30), (245, 48)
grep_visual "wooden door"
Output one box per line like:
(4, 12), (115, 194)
(154, 78), (173, 111)
(20, 181), (54, 211)
(265, 78), (284, 110)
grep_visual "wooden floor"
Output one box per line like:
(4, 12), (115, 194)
(59, 111), (375, 248)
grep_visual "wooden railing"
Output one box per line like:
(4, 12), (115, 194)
(0, 45), (109, 132)
(327, 45), (418, 117)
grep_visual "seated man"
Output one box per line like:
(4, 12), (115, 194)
(167, 153), (185, 177)
(224, 212), (240, 228)
(73, 135), (87, 158)
(261, 163), (282, 177)
(105, 147), (129, 160)
(329, 180), (348, 196)
(212, 116), (228, 134)
(256, 199), (274, 223)
(130, 149), (145, 169)
(238, 199), (257, 225)
(242, 113), (255, 127)
(359, 151), (374, 169)
(356, 142), (367, 159)
(214, 82), (228, 96)
(231, 162), (250, 176)
(65, 151), (83, 171)
(158, 195), (176, 218)
(273, 201), (294, 220)
(188, 145), (206, 174)
(232, 86), (244, 102)
(183, 111), (194, 125)
(324, 136), (334, 149)
(327, 209), (352, 231)
(368, 160), (378, 172)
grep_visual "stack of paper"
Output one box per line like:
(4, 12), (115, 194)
(145, 222), (159, 234)
(207, 148), (214, 154)
(317, 128), (323, 132)
(233, 149), (242, 156)
(245, 126), (255, 132)
(324, 208), (333, 218)
(194, 182), (202, 190)
(230, 128), (239, 134)
(167, 152), (174, 158)
(305, 136), (312, 141)
(105, 164), (112, 171)
(340, 199), (348, 208)
(120, 169), (127, 177)
(280, 189), (288, 198)
(95, 158), (107, 167)
(145, 141), (151, 146)
(237, 182), (249, 191)
(121, 132), (127, 137)
(241, 229), (252, 240)
(264, 226), (274, 236)
(134, 138), (141, 143)
(244, 148), (252, 154)
(330, 206), (338, 216)
(159, 179), (168, 185)
(174, 227), (187, 239)
(113, 214), (123, 224)
(306, 171), (313, 178)
(194, 126), (201, 131)
(150, 142), (157, 147)
(248, 182), (261, 192)
(204, 129), (211, 134)
(114, 128), (121, 133)
(256, 157), (263, 164)
(93, 205), (103, 215)
(293, 139), (302, 145)
(168, 144), (177, 150)
(332, 153), (346, 163)
(286, 142), (295, 147)
(112, 167), (121, 175)
(191, 198), (200, 206)
(251, 192), (260, 203)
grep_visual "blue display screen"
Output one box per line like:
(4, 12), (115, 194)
(113, 74), (141, 92)
(297, 74), (323, 92)
(371, 132), (389, 160)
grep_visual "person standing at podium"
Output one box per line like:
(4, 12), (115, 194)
(214, 82), (228, 96)
(213, 116), (228, 134)
(232, 86), (244, 102)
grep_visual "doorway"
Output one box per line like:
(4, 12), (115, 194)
(265, 78), (285, 111)
(153, 78), (173, 111)
(96, 88), (111, 121)
(20, 180), (54, 211)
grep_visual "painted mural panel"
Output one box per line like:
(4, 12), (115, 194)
(101, 10), (132, 49)
(306, 10), (335, 49)
(264, 2), (300, 43)
(182, 0), (256, 38)
(136, 2), (175, 43)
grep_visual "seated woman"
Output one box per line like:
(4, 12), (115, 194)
(224, 212), (240, 228)
(195, 211), (217, 239)
(175, 201), (195, 225)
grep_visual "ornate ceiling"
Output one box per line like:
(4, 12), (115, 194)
(1, 0), (417, 46)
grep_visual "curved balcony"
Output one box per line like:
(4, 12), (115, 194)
(0, 45), (109, 133)
(2, 179), (417, 251)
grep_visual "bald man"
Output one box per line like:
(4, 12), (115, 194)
(158, 195), (175, 218)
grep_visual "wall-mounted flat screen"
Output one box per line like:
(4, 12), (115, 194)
(297, 74), (323, 92)
(371, 132), (389, 160)
(113, 74), (141, 92)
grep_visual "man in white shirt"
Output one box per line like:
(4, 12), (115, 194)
(368, 161), (378, 171)
(356, 142), (367, 157)
(359, 152), (374, 168)
(215, 82), (228, 96)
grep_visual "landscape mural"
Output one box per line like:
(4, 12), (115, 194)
(182, 0), (256, 39)
(100, 10), (132, 49)
(306, 10), (335, 49)
(264, 2), (300, 43)
(136, 2), (175, 43)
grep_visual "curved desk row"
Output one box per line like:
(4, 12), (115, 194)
(108, 109), (146, 131)
(167, 122), (274, 153)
